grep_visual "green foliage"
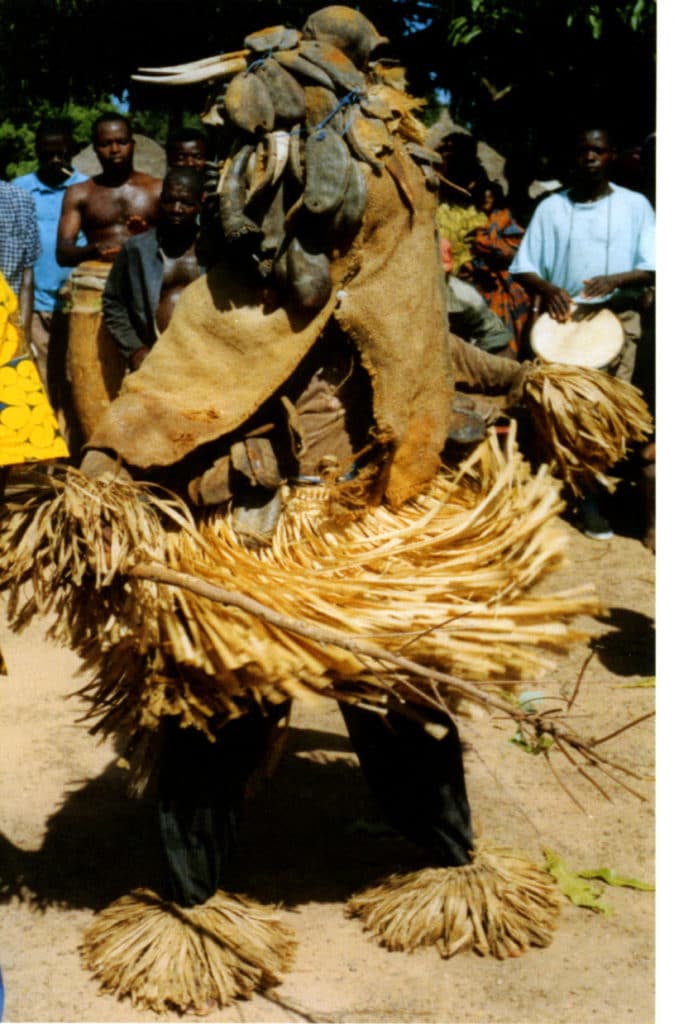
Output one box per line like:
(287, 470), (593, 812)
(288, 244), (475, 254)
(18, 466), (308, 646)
(577, 866), (654, 891)
(0, 96), (187, 179)
(0, 97), (122, 178)
(0, 120), (37, 180)
(544, 848), (654, 915)
(509, 728), (554, 756)
(544, 848), (614, 914)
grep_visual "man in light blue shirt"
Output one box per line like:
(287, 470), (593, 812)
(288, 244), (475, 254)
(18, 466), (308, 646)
(511, 126), (655, 541)
(13, 119), (88, 392)
(511, 127), (655, 371)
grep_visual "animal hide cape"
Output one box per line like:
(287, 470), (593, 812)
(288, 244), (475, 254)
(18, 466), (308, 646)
(87, 148), (453, 508)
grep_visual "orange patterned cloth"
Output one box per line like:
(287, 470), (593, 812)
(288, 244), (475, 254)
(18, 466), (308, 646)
(459, 208), (531, 352)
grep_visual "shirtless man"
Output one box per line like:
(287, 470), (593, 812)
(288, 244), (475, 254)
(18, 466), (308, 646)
(56, 113), (162, 266)
(102, 167), (205, 370)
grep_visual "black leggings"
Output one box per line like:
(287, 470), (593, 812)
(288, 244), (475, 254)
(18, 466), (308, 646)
(158, 701), (473, 906)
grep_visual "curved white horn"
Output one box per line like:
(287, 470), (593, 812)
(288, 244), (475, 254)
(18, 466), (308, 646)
(132, 56), (247, 86)
(136, 49), (249, 75)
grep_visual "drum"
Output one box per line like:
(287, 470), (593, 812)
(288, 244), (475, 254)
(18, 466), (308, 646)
(63, 261), (125, 441)
(530, 306), (623, 370)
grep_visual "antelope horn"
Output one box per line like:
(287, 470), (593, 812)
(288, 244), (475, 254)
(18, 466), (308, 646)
(136, 50), (249, 74)
(132, 55), (247, 86)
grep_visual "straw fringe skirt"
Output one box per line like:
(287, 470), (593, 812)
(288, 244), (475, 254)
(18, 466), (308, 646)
(1, 428), (599, 739)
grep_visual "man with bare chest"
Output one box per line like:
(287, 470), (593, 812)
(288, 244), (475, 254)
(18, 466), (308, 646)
(102, 168), (205, 370)
(56, 113), (162, 266)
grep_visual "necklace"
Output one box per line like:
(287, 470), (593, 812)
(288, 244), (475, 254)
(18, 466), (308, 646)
(564, 187), (612, 288)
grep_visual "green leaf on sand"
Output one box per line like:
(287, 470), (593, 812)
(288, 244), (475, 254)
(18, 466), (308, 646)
(578, 867), (654, 891)
(543, 848), (613, 914)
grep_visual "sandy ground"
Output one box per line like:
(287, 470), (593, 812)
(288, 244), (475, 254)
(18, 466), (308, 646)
(0, 504), (655, 1024)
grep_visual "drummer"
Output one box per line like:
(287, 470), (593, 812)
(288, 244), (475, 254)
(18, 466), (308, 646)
(510, 124), (655, 542)
(56, 113), (162, 267)
(510, 125), (655, 383)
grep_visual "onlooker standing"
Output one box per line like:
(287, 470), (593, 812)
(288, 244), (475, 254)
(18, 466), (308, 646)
(510, 125), (655, 540)
(166, 128), (210, 173)
(56, 112), (162, 267)
(53, 114), (162, 447)
(13, 119), (88, 389)
(102, 167), (205, 371)
(510, 126), (655, 380)
(0, 178), (40, 329)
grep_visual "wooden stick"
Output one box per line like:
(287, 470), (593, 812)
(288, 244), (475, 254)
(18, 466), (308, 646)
(567, 650), (594, 711)
(555, 737), (614, 803)
(544, 749), (589, 815)
(590, 710), (655, 747)
(129, 560), (649, 783)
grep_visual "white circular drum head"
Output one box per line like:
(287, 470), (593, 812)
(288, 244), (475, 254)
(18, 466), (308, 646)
(530, 309), (623, 369)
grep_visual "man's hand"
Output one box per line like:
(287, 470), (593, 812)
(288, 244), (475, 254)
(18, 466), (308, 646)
(541, 282), (573, 321)
(581, 274), (620, 299)
(129, 346), (150, 371)
(95, 243), (122, 262)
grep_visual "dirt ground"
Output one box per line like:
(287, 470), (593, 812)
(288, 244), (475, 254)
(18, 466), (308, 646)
(0, 496), (655, 1024)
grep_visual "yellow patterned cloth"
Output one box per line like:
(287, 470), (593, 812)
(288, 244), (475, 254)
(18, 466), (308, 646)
(0, 272), (69, 465)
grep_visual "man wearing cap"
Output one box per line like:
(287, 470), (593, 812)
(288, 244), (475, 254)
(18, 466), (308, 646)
(510, 125), (655, 540)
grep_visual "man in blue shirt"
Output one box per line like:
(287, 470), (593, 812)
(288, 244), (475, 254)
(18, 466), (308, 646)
(511, 127), (655, 374)
(511, 126), (655, 541)
(13, 120), (88, 393)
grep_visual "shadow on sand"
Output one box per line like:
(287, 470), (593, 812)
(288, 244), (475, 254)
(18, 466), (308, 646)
(591, 606), (655, 678)
(0, 724), (427, 913)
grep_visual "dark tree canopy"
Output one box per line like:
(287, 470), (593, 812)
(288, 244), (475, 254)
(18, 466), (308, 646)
(0, 0), (655, 176)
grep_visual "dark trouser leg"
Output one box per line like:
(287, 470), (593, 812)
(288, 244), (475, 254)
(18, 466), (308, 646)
(158, 702), (290, 907)
(340, 703), (474, 866)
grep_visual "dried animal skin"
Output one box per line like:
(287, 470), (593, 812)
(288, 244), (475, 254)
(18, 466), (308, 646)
(244, 25), (301, 53)
(304, 126), (351, 214)
(361, 92), (394, 120)
(286, 236), (332, 310)
(274, 48), (335, 89)
(345, 112), (392, 169)
(253, 58), (307, 125)
(304, 84), (341, 131)
(258, 177), (287, 257)
(219, 144), (262, 242)
(224, 71), (275, 134)
(331, 157), (368, 235)
(302, 6), (388, 68)
(384, 147), (415, 211)
(298, 39), (366, 93)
